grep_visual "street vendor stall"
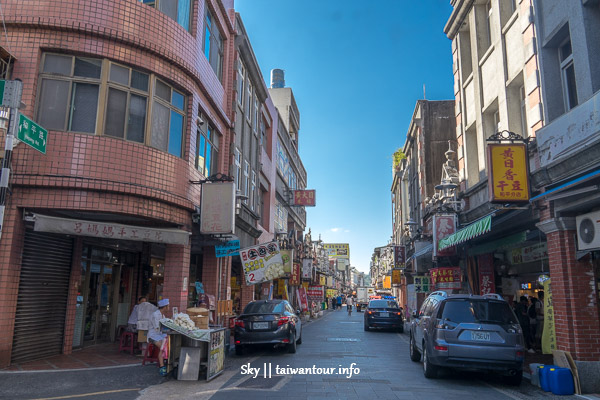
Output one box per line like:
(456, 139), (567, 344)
(159, 317), (225, 381)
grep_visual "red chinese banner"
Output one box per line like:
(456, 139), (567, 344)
(433, 214), (456, 257)
(487, 143), (530, 203)
(430, 267), (461, 290)
(289, 262), (301, 286)
(478, 254), (496, 295)
(293, 190), (316, 206)
(297, 287), (309, 311)
(307, 286), (323, 298)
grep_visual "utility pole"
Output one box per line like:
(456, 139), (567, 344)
(0, 79), (23, 241)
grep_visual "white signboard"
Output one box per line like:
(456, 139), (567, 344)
(200, 182), (235, 235)
(240, 241), (284, 285)
(302, 259), (313, 279)
(33, 214), (190, 245)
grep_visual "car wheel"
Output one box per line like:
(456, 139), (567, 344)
(423, 344), (438, 378)
(409, 334), (421, 362)
(504, 370), (523, 386)
(364, 321), (370, 331)
(287, 333), (297, 353)
(235, 344), (244, 356)
(297, 329), (303, 345)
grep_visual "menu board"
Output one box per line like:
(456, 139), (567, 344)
(207, 329), (225, 380)
(240, 241), (284, 285)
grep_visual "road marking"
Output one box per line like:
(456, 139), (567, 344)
(31, 388), (139, 400)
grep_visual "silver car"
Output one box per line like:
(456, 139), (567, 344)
(409, 291), (525, 385)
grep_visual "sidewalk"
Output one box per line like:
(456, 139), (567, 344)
(1, 342), (140, 372)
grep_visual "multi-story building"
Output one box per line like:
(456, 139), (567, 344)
(529, 0), (600, 372)
(441, 0), (549, 303)
(0, 0), (238, 367)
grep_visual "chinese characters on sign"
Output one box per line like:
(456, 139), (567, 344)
(413, 276), (431, 293)
(307, 286), (323, 298)
(430, 267), (461, 290)
(215, 240), (240, 258)
(392, 268), (402, 285)
(293, 190), (316, 206)
(393, 246), (406, 268)
(511, 242), (548, 264)
(289, 263), (301, 286)
(478, 254), (495, 295)
(433, 214), (456, 257)
(240, 241), (284, 285)
(542, 279), (556, 354)
(487, 144), (530, 203)
(302, 259), (313, 279)
(323, 243), (350, 259)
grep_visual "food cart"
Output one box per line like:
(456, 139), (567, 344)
(159, 319), (225, 381)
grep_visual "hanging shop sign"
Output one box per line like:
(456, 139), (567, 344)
(336, 258), (348, 271)
(200, 181), (236, 234)
(413, 276), (431, 293)
(289, 262), (301, 286)
(510, 242), (548, 265)
(293, 190), (316, 206)
(383, 275), (391, 289)
(240, 241), (284, 285)
(297, 287), (309, 311)
(393, 246), (406, 268)
(433, 214), (457, 257)
(478, 254), (495, 295)
(542, 279), (557, 355)
(430, 267), (461, 290)
(487, 143), (530, 203)
(302, 259), (313, 279)
(392, 268), (402, 285)
(324, 243), (350, 259)
(327, 276), (333, 287)
(280, 249), (294, 274)
(319, 274), (326, 286)
(326, 289), (337, 297)
(32, 213), (190, 245)
(215, 239), (240, 258)
(307, 286), (323, 298)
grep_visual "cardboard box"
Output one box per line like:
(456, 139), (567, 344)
(138, 330), (148, 343)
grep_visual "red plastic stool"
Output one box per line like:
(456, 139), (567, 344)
(119, 331), (136, 355)
(142, 342), (159, 366)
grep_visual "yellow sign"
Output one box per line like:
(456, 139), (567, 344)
(319, 275), (326, 286)
(277, 279), (286, 296)
(384, 276), (391, 289)
(302, 281), (309, 290)
(392, 269), (402, 285)
(487, 144), (530, 202)
(323, 243), (350, 259)
(542, 279), (556, 354)
(326, 289), (337, 297)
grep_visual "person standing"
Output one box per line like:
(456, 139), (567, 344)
(346, 295), (353, 316)
(516, 296), (533, 353)
(148, 299), (170, 376)
(336, 295), (342, 311)
(528, 297), (538, 351)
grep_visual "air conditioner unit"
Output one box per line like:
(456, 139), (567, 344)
(576, 210), (600, 251)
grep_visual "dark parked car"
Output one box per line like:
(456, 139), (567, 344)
(409, 291), (524, 385)
(234, 300), (302, 354)
(364, 299), (404, 332)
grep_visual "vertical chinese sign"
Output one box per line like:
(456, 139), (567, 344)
(477, 254), (495, 295)
(392, 268), (402, 285)
(542, 278), (556, 354)
(487, 143), (530, 203)
(393, 246), (406, 269)
(433, 214), (456, 257)
(289, 262), (301, 286)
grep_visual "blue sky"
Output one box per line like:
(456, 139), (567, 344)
(235, 0), (454, 273)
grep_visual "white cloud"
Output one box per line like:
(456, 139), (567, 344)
(330, 228), (340, 232)
(344, 230), (350, 233)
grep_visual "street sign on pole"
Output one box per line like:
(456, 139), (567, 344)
(17, 113), (47, 154)
(0, 80), (24, 108)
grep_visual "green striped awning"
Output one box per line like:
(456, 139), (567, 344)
(438, 215), (492, 251)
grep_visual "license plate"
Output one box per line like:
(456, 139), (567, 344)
(471, 331), (491, 341)
(253, 322), (269, 329)
(379, 312), (389, 317)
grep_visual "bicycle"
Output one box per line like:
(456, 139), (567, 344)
(347, 304), (352, 316)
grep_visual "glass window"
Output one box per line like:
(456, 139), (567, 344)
(105, 88), (128, 138)
(155, 79), (171, 102)
(250, 171), (256, 211)
(559, 39), (578, 110)
(203, 8), (224, 81)
(43, 54), (72, 75)
(234, 148), (242, 191)
(109, 64), (130, 85)
(140, 0), (190, 31)
(38, 79), (69, 130)
(131, 70), (149, 92)
(196, 120), (219, 178)
(243, 301), (285, 314)
(369, 300), (399, 309)
(152, 79), (185, 157)
(74, 58), (102, 79)
(440, 299), (517, 325)
(168, 111), (183, 157)
(243, 160), (250, 199)
(128, 94), (147, 143)
(151, 101), (170, 151)
(172, 90), (184, 110)
(237, 58), (245, 105)
(69, 83), (99, 133)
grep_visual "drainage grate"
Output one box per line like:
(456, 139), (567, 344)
(237, 376), (284, 389)
(326, 337), (360, 342)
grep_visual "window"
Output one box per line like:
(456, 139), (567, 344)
(151, 78), (185, 157)
(37, 54), (187, 158)
(245, 81), (252, 119)
(253, 95), (259, 132)
(196, 117), (219, 178)
(38, 54), (101, 133)
(519, 85), (528, 138)
(234, 148), (242, 192)
(485, 1), (493, 47)
(260, 118), (267, 152)
(237, 58), (245, 106)
(559, 38), (578, 111)
(510, 0), (517, 14)
(105, 63), (149, 143)
(140, 0), (191, 31)
(250, 171), (256, 211)
(204, 8), (224, 81)
(243, 160), (250, 200)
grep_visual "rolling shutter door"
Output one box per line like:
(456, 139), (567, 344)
(11, 231), (74, 363)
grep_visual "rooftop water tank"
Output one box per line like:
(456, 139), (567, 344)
(270, 69), (285, 88)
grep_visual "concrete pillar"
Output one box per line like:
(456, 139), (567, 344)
(538, 217), (600, 361)
(63, 237), (83, 354)
(163, 243), (191, 314)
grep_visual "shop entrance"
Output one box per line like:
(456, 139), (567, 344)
(74, 246), (137, 347)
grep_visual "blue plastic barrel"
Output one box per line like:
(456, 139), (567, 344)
(539, 365), (558, 392)
(549, 367), (575, 395)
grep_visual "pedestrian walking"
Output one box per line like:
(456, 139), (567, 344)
(536, 291), (544, 343)
(515, 296), (534, 353)
(528, 297), (538, 351)
(346, 295), (353, 316)
(336, 295), (342, 310)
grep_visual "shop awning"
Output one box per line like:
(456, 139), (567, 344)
(438, 215), (492, 251)
(411, 243), (433, 259)
(32, 214), (191, 245)
(529, 168), (600, 202)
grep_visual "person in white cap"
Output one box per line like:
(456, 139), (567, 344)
(148, 298), (170, 376)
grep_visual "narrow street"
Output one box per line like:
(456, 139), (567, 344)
(139, 308), (576, 400)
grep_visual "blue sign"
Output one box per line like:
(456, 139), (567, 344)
(195, 281), (204, 294)
(215, 240), (240, 258)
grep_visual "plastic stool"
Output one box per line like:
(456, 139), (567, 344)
(119, 331), (135, 355)
(142, 343), (159, 366)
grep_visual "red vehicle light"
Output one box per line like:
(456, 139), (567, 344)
(235, 340), (241, 344)
(367, 311), (373, 315)
(278, 316), (291, 326)
(434, 345), (448, 351)
(234, 319), (244, 328)
(282, 338), (290, 343)
(516, 351), (524, 358)
(396, 312), (402, 316)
